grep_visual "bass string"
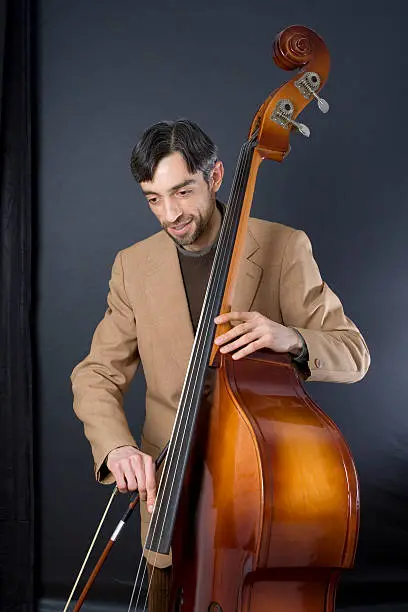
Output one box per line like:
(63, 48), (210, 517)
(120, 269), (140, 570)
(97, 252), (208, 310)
(142, 138), (252, 550)
(140, 137), (255, 604)
(127, 135), (257, 612)
(140, 137), (256, 590)
(126, 141), (252, 612)
(145, 137), (254, 551)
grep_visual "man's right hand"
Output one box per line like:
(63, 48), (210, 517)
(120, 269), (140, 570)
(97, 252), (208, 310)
(106, 446), (156, 512)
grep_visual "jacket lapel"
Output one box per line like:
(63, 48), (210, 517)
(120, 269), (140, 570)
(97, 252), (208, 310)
(143, 224), (262, 375)
(231, 226), (263, 313)
(142, 232), (195, 377)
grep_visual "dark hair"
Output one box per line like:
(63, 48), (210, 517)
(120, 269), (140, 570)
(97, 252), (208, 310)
(130, 119), (218, 184)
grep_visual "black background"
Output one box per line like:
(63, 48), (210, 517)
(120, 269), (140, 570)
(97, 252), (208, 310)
(36, 0), (408, 608)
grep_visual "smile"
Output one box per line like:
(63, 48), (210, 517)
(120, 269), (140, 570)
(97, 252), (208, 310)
(168, 220), (192, 235)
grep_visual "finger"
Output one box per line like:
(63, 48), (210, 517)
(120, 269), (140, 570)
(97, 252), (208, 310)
(231, 337), (267, 360)
(214, 322), (253, 346)
(122, 460), (138, 492)
(219, 331), (259, 354)
(130, 455), (146, 499)
(214, 311), (257, 325)
(143, 456), (157, 513)
(111, 464), (128, 494)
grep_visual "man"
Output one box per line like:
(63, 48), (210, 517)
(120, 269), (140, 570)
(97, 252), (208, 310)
(71, 119), (370, 611)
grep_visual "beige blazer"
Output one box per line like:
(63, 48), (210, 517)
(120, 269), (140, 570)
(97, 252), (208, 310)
(71, 217), (370, 566)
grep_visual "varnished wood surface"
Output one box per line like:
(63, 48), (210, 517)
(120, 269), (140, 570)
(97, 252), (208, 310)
(170, 352), (359, 611)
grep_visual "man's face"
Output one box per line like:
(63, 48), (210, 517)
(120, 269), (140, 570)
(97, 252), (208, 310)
(140, 152), (223, 248)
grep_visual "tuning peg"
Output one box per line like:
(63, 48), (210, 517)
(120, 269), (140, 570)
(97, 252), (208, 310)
(271, 98), (311, 137)
(312, 92), (330, 114)
(287, 117), (311, 137)
(294, 71), (330, 114)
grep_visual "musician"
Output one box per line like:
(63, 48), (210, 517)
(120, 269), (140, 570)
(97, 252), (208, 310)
(71, 119), (370, 611)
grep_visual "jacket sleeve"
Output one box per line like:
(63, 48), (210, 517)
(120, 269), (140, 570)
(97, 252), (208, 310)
(279, 229), (371, 383)
(71, 251), (140, 483)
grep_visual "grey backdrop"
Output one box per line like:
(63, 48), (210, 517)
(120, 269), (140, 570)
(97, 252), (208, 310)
(37, 0), (408, 609)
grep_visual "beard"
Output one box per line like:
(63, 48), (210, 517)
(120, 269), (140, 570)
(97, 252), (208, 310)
(161, 198), (217, 247)
(162, 211), (209, 247)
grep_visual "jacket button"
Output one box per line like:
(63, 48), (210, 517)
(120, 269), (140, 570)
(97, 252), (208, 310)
(315, 359), (322, 368)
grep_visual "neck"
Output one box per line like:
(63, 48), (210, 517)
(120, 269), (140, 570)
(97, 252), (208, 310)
(183, 200), (222, 253)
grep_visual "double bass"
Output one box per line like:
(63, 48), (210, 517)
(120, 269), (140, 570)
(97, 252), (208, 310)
(68, 24), (359, 612)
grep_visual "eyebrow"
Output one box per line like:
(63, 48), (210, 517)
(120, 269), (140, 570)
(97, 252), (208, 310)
(142, 178), (197, 197)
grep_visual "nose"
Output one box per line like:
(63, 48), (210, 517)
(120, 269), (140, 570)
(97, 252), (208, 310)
(163, 196), (182, 224)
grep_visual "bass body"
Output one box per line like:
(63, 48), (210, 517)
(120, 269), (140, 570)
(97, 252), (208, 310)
(170, 351), (359, 612)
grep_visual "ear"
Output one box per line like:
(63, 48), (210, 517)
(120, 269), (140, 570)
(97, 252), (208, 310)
(210, 160), (224, 193)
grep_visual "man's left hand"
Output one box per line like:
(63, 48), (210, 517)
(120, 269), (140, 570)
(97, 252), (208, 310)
(214, 311), (302, 360)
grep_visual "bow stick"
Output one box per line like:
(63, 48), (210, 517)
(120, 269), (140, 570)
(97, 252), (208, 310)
(64, 443), (169, 611)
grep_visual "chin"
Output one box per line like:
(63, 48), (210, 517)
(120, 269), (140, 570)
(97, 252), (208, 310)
(165, 229), (193, 247)
(176, 234), (196, 247)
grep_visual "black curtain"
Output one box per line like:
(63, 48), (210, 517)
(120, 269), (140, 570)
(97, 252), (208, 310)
(0, 0), (34, 610)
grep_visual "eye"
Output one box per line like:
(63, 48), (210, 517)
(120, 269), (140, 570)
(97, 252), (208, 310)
(178, 189), (192, 197)
(148, 197), (158, 205)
